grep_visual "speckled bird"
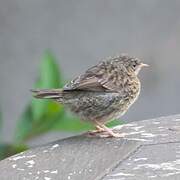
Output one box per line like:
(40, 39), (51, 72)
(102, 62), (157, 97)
(32, 54), (148, 137)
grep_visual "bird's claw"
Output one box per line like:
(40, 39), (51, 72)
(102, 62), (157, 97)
(85, 130), (125, 138)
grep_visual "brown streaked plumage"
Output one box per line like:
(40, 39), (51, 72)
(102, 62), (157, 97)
(32, 54), (148, 138)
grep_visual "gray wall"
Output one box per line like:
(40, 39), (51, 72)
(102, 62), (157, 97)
(0, 0), (180, 143)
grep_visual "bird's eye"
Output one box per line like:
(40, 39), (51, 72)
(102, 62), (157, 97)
(132, 64), (136, 68)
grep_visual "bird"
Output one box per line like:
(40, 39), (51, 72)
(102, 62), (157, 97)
(31, 54), (148, 138)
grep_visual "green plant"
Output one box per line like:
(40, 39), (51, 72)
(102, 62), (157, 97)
(14, 51), (93, 143)
(0, 50), (122, 160)
(0, 110), (2, 142)
(0, 110), (28, 160)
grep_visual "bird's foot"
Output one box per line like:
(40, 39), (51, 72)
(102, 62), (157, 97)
(86, 125), (105, 135)
(99, 131), (125, 138)
(86, 129), (105, 137)
(85, 130), (125, 138)
(85, 121), (125, 138)
(97, 123), (125, 138)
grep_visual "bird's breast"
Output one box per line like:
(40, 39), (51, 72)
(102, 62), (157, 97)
(123, 77), (141, 106)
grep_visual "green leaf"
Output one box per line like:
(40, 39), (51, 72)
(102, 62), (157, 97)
(15, 102), (65, 143)
(39, 50), (62, 88)
(0, 144), (28, 160)
(107, 119), (123, 127)
(15, 51), (67, 142)
(24, 116), (61, 140)
(14, 106), (33, 143)
(46, 101), (63, 116)
(31, 80), (49, 122)
(31, 50), (62, 121)
(52, 111), (93, 132)
(24, 103), (65, 139)
(53, 113), (123, 132)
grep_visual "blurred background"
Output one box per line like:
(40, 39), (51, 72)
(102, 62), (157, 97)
(0, 0), (180, 159)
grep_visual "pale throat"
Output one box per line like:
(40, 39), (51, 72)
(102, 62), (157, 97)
(135, 66), (142, 75)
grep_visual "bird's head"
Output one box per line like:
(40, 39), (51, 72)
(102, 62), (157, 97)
(116, 55), (149, 75)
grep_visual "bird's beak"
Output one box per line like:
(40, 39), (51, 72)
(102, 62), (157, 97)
(141, 63), (149, 67)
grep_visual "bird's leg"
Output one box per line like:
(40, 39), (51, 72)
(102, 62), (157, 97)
(93, 121), (125, 138)
(95, 125), (105, 132)
(87, 125), (105, 136)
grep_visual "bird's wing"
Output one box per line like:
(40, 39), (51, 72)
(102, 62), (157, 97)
(64, 62), (123, 92)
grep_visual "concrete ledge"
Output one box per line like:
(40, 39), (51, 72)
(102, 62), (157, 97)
(1, 114), (180, 180)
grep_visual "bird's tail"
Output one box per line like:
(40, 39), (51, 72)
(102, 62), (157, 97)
(31, 89), (63, 100)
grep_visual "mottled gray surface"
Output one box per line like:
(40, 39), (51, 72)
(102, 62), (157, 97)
(104, 114), (180, 180)
(0, 137), (140, 180)
(1, 0), (180, 143)
(1, 115), (180, 179)
(105, 143), (180, 180)
(112, 114), (180, 145)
